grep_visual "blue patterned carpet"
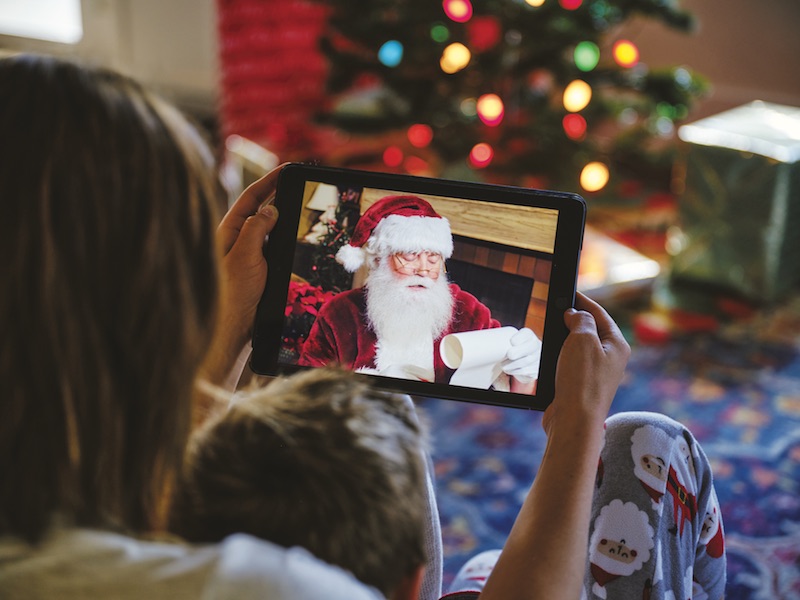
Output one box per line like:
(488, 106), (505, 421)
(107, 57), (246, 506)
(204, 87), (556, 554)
(417, 297), (800, 600)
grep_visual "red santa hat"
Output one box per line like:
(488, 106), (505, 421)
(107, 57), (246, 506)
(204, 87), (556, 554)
(336, 195), (453, 272)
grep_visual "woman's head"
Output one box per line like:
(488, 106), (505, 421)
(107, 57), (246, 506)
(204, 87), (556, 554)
(0, 53), (224, 541)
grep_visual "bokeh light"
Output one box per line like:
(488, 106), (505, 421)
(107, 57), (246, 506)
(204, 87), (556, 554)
(431, 23), (450, 43)
(383, 146), (404, 167)
(574, 41), (599, 72)
(469, 142), (494, 168)
(476, 93), (504, 126)
(404, 155), (430, 175)
(613, 39), (639, 68)
(378, 40), (404, 67)
(559, 0), (582, 9)
(407, 124), (434, 148)
(580, 161), (609, 192)
(460, 97), (477, 117)
(562, 113), (587, 140)
(440, 42), (471, 73)
(563, 79), (592, 112)
(443, 0), (473, 23)
(524, 0), (545, 7)
(467, 15), (502, 52)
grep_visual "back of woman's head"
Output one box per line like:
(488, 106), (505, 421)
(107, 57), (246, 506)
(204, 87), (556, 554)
(0, 53), (223, 542)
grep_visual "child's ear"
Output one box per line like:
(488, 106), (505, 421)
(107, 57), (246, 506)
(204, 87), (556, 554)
(391, 565), (425, 600)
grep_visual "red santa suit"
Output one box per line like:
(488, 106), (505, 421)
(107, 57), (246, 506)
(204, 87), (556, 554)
(297, 283), (500, 383)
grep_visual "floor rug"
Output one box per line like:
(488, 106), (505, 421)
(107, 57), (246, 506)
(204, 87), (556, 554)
(418, 298), (800, 599)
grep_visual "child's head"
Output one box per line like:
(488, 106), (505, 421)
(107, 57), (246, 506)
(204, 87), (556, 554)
(169, 367), (429, 598)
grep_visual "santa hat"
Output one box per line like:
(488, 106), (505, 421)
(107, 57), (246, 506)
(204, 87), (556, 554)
(336, 195), (453, 272)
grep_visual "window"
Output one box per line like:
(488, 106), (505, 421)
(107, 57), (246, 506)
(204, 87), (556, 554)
(0, 0), (83, 44)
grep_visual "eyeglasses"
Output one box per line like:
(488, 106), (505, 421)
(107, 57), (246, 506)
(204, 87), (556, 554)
(392, 251), (444, 275)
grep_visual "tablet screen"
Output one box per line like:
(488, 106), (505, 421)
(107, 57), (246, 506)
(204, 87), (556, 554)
(251, 164), (585, 410)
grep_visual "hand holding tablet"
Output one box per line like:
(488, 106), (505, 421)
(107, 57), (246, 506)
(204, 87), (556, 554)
(251, 163), (586, 410)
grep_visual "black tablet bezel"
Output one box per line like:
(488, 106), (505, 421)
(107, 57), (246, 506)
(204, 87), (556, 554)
(250, 163), (586, 411)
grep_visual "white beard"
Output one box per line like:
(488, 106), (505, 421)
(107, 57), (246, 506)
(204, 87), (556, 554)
(364, 259), (454, 380)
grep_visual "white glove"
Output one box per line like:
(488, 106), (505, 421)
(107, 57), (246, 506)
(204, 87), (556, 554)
(501, 327), (542, 384)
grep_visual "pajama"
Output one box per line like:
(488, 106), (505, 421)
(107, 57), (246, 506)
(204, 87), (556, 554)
(443, 411), (726, 600)
(586, 411), (726, 600)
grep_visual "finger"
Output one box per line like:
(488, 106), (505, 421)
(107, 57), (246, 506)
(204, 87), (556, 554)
(232, 163), (287, 218)
(563, 306), (598, 336)
(510, 327), (536, 345)
(570, 293), (630, 357)
(227, 204), (279, 260)
(506, 339), (540, 361)
(219, 164), (287, 252)
(574, 293), (625, 339)
(504, 354), (537, 371)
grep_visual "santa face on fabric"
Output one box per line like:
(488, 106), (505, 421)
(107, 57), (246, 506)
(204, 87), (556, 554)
(589, 499), (654, 600)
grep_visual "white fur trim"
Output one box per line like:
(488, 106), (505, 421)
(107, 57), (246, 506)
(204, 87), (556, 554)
(336, 244), (367, 272)
(367, 214), (453, 258)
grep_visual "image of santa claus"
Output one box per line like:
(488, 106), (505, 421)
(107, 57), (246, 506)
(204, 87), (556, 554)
(589, 499), (655, 599)
(296, 194), (541, 393)
(699, 492), (725, 559)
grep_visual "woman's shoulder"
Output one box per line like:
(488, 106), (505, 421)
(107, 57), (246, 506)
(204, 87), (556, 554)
(0, 528), (383, 600)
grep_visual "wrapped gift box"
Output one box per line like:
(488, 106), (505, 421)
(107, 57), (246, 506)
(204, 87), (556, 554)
(670, 101), (800, 302)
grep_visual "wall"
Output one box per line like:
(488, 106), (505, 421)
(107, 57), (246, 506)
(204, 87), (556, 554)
(0, 0), (218, 116)
(617, 0), (800, 119)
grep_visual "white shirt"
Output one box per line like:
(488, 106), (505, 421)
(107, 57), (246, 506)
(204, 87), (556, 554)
(0, 528), (384, 599)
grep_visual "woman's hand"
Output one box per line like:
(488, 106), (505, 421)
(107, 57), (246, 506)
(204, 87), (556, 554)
(200, 164), (285, 390)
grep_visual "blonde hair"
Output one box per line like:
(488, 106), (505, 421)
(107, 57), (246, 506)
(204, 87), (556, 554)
(170, 368), (429, 597)
(0, 54), (223, 541)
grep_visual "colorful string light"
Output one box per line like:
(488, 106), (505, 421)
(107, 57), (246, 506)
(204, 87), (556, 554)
(476, 93), (504, 126)
(574, 41), (599, 72)
(407, 124), (434, 147)
(562, 113), (587, 140)
(612, 39), (639, 68)
(563, 79), (592, 112)
(383, 146), (404, 167)
(443, 0), (473, 23)
(469, 142), (494, 168)
(580, 161), (609, 192)
(404, 155), (430, 175)
(440, 42), (471, 73)
(430, 24), (450, 43)
(378, 40), (404, 67)
(460, 97), (478, 117)
(559, 0), (582, 9)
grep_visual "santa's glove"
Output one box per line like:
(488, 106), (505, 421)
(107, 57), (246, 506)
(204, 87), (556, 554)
(501, 327), (542, 384)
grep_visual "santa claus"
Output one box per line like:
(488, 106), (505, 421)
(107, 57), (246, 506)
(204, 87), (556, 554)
(589, 499), (654, 599)
(297, 195), (541, 393)
(699, 492), (725, 559)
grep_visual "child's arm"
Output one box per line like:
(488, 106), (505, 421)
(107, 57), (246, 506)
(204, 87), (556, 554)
(479, 293), (630, 600)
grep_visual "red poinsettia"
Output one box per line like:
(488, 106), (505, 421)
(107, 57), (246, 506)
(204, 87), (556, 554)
(282, 281), (337, 355)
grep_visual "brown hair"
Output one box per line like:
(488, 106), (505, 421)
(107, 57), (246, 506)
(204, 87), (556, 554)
(169, 367), (429, 597)
(0, 54), (223, 542)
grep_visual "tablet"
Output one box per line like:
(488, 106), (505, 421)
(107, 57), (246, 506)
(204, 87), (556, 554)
(250, 163), (586, 411)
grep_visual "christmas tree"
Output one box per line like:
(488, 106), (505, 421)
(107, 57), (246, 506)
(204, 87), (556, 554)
(311, 0), (707, 192)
